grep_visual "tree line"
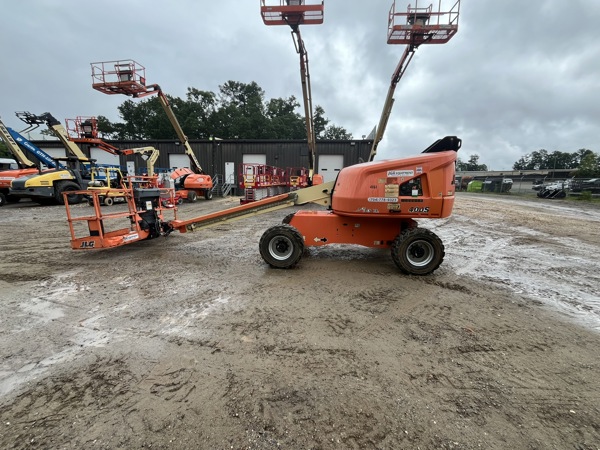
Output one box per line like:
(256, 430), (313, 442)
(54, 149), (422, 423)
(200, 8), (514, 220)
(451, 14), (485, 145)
(457, 149), (600, 177)
(92, 80), (352, 141)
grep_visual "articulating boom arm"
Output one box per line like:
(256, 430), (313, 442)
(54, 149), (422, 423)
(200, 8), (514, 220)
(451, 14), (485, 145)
(16, 112), (90, 162)
(89, 60), (207, 175)
(113, 83), (204, 175)
(154, 88), (204, 174)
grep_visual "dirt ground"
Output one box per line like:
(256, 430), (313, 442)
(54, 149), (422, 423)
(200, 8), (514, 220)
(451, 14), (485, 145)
(0, 193), (599, 449)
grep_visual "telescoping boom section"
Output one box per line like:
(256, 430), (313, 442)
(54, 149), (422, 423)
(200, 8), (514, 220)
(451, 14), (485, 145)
(63, 136), (460, 275)
(368, 0), (460, 162)
(261, 0), (323, 185)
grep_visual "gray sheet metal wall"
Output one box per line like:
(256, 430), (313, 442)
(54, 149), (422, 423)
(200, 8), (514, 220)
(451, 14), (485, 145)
(31, 139), (374, 181)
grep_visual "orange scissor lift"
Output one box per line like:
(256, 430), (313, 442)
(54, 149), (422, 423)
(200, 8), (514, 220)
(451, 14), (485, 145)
(239, 163), (289, 204)
(64, 1), (462, 276)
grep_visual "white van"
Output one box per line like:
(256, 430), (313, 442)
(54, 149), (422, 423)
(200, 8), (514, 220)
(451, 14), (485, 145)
(0, 158), (18, 170)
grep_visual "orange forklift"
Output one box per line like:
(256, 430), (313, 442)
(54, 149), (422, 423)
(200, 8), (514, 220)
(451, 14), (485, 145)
(62, 1), (461, 276)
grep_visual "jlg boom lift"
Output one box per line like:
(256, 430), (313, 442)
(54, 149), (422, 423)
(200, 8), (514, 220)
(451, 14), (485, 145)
(63, 1), (461, 276)
(369, 0), (460, 162)
(260, 0), (323, 185)
(90, 61), (213, 202)
(8, 112), (98, 205)
(65, 116), (162, 206)
(66, 116), (160, 179)
(0, 117), (64, 206)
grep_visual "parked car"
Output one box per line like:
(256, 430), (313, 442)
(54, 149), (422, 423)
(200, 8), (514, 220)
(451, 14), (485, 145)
(571, 178), (600, 193)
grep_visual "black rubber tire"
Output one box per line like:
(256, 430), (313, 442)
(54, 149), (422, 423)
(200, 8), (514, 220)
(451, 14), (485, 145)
(176, 198), (183, 205)
(282, 212), (296, 224)
(56, 181), (82, 205)
(204, 189), (213, 200)
(187, 190), (198, 203)
(0, 193), (6, 207)
(391, 227), (445, 275)
(103, 196), (114, 206)
(259, 224), (304, 269)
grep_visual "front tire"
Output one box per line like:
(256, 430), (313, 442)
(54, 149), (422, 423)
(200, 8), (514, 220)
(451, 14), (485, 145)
(259, 224), (304, 269)
(204, 189), (213, 200)
(391, 228), (445, 275)
(103, 196), (114, 206)
(187, 190), (198, 203)
(0, 193), (6, 207)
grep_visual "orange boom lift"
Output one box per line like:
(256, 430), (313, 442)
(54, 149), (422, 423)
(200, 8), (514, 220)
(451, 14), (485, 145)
(90, 61), (213, 201)
(63, 1), (462, 276)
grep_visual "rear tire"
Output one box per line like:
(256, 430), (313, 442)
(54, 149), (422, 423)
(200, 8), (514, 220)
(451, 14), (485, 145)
(56, 181), (82, 205)
(282, 212), (296, 224)
(391, 228), (445, 275)
(0, 193), (6, 207)
(187, 190), (198, 202)
(259, 224), (304, 269)
(103, 196), (114, 206)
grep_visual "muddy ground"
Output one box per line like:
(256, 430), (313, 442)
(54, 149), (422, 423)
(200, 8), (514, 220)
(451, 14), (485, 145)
(0, 193), (599, 449)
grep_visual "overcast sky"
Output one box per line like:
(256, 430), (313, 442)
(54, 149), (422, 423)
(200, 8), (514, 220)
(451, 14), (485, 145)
(2, 0), (599, 170)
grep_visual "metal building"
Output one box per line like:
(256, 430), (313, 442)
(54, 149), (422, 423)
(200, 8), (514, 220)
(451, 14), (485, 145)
(30, 138), (373, 190)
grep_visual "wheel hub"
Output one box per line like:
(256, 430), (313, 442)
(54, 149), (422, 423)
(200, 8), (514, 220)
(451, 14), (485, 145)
(406, 240), (434, 267)
(269, 237), (293, 260)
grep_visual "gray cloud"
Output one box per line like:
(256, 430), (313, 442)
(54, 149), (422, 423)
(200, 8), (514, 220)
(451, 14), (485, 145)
(2, 0), (599, 170)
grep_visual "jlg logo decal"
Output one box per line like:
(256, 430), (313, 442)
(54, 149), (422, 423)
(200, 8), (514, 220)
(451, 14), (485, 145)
(79, 241), (95, 248)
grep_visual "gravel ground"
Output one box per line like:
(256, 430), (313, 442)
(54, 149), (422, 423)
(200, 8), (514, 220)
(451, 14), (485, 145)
(0, 193), (599, 449)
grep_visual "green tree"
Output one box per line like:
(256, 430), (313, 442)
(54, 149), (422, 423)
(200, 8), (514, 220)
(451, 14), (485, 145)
(458, 154), (487, 171)
(266, 96), (305, 139)
(513, 148), (597, 171)
(96, 80), (351, 142)
(313, 106), (352, 140)
(322, 125), (352, 140)
(576, 152), (600, 178)
(0, 141), (10, 158)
